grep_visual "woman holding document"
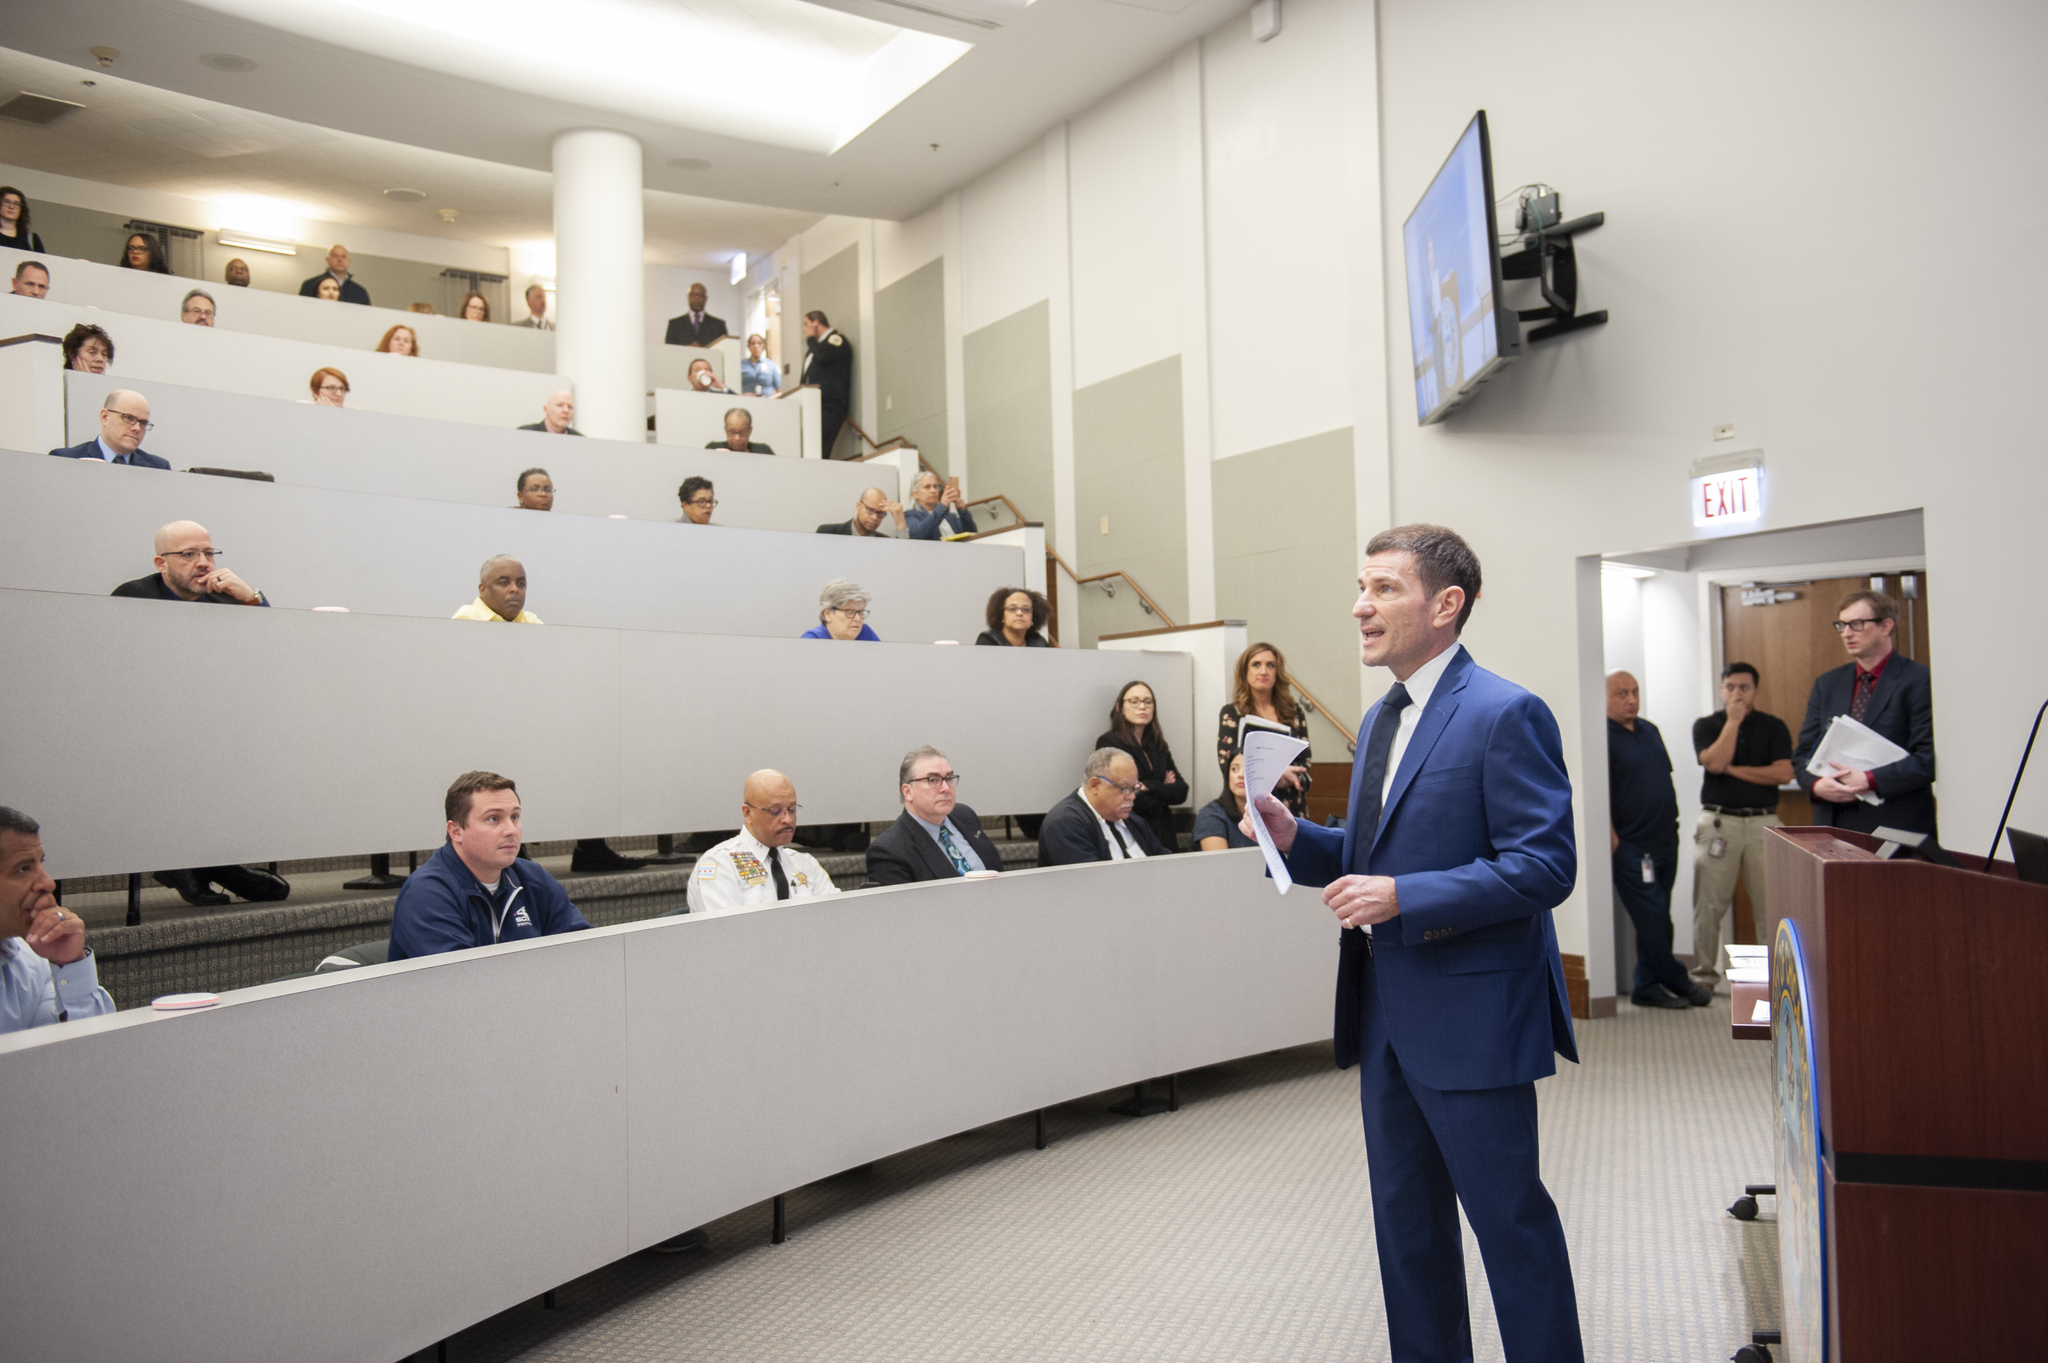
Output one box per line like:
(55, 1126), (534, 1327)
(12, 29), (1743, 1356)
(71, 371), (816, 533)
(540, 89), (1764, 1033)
(1217, 642), (1312, 816)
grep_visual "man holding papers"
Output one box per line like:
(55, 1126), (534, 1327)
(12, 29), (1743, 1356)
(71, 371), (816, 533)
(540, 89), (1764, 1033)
(1246, 524), (1582, 1363)
(1793, 590), (1936, 840)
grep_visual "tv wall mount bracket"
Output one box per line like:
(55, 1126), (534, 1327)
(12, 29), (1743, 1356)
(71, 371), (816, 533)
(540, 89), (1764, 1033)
(1499, 196), (1608, 344)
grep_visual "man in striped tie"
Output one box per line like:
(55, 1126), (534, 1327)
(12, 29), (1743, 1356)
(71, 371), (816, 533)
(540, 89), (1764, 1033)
(865, 746), (1007, 886)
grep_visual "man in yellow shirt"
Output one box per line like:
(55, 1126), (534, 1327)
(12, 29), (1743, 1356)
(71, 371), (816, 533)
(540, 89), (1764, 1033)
(450, 555), (645, 873)
(452, 555), (542, 623)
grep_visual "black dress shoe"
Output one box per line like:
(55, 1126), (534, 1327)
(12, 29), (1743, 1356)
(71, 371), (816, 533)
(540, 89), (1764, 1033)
(1631, 987), (1690, 1010)
(1684, 982), (1713, 1007)
(209, 865), (291, 903)
(650, 1226), (709, 1253)
(154, 869), (230, 907)
(570, 839), (648, 873)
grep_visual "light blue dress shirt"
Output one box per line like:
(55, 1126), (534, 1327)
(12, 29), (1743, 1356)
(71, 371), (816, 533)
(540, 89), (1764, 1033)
(1, 940), (116, 1033)
(96, 436), (127, 463)
(741, 356), (781, 396)
(911, 814), (986, 872)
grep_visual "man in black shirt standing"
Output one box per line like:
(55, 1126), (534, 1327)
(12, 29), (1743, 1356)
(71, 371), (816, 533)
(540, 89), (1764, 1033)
(1689, 662), (1793, 992)
(1607, 671), (1710, 1010)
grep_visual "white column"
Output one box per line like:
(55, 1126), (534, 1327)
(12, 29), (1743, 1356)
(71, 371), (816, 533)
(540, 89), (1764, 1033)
(1044, 123), (1079, 645)
(1173, 41), (1217, 623)
(552, 129), (646, 443)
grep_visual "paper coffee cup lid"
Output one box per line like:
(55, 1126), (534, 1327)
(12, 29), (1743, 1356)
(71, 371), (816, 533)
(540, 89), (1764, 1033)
(152, 992), (220, 1011)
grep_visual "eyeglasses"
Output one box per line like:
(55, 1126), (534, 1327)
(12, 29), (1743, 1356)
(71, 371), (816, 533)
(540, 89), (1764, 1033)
(1832, 618), (1885, 633)
(1003, 603), (1035, 615)
(687, 498), (718, 509)
(1094, 777), (1146, 797)
(832, 607), (870, 620)
(103, 410), (154, 432)
(161, 548), (221, 562)
(317, 383), (349, 395)
(744, 802), (802, 819)
(906, 773), (962, 789)
(1124, 696), (1156, 708)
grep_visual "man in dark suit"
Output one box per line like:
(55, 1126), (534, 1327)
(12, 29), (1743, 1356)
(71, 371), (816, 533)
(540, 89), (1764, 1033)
(663, 282), (727, 346)
(799, 309), (852, 457)
(815, 488), (904, 537)
(111, 520), (269, 606)
(516, 390), (582, 436)
(49, 390), (171, 469)
(1793, 589), (1936, 839)
(706, 408), (774, 455)
(866, 746), (1005, 885)
(1247, 523), (1583, 1363)
(1038, 749), (1172, 866)
(298, 244), (371, 305)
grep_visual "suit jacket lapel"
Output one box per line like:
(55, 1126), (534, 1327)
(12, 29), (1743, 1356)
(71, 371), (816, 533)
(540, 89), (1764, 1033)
(1373, 650), (1474, 853)
(902, 812), (954, 879)
(1861, 655), (1909, 727)
(1342, 708), (1377, 871)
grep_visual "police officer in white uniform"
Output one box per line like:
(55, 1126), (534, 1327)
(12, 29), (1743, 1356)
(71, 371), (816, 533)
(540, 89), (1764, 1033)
(688, 768), (841, 915)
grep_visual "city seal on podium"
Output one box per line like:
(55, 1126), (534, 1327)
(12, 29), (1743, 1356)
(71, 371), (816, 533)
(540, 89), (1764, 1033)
(1773, 917), (1827, 1363)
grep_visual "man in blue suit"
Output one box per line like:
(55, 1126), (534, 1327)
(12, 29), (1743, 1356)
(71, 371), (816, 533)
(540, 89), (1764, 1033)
(48, 390), (170, 469)
(1248, 523), (1582, 1362)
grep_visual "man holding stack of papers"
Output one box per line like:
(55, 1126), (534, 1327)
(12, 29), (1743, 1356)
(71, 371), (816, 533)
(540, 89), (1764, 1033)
(1792, 589), (1936, 840)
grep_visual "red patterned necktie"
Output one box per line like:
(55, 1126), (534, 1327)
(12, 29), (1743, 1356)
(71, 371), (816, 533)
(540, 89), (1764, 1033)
(1850, 670), (1876, 722)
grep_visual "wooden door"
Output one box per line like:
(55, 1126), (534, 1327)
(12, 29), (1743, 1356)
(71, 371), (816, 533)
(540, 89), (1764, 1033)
(1716, 570), (1929, 941)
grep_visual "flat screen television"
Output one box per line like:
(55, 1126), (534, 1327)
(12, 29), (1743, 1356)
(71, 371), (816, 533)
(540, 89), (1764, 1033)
(1402, 111), (1519, 424)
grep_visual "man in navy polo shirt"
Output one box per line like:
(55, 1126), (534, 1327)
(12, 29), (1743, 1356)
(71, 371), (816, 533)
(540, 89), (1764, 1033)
(388, 771), (590, 961)
(1606, 671), (1710, 1010)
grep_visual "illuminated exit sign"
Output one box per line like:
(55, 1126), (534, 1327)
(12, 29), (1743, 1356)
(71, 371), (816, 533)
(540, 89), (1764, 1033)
(1690, 450), (1764, 529)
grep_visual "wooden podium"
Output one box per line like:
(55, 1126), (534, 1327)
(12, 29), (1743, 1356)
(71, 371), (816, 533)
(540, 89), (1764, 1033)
(1762, 827), (2048, 1362)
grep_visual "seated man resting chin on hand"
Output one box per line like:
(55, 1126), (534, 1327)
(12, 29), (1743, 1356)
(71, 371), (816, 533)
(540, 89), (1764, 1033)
(1, 807), (116, 1033)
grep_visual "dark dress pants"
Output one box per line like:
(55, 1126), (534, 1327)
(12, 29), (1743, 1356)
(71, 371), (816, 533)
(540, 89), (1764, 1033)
(821, 400), (848, 459)
(1356, 948), (1583, 1363)
(1611, 839), (1691, 1000)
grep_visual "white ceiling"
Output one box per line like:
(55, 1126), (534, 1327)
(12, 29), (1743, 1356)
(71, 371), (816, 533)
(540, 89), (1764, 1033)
(0, 47), (822, 268)
(3, 0), (1244, 222)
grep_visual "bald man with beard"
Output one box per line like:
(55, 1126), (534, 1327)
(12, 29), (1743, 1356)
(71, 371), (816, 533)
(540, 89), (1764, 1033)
(112, 520), (268, 605)
(686, 770), (841, 914)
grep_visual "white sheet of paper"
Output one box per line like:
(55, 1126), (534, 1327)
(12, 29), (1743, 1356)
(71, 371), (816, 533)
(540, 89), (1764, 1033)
(1749, 999), (1771, 1023)
(1727, 964), (1770, 983)
(1806, 714), (1909, 806)
(1242, 728), (1311, 893)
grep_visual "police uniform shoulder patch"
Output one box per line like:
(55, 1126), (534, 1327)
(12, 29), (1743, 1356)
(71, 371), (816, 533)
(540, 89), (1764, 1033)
(696, 860), (719, 881)
(827, 332), (843, 346)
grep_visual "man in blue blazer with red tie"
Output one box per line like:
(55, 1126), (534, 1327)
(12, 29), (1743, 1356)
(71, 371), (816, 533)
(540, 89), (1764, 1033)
(1248, 523), (1582, 1363)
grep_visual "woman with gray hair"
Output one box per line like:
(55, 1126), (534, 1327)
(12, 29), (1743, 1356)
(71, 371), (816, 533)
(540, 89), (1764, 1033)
(904, 470), (978, 540)
(800, 578), (880, 641)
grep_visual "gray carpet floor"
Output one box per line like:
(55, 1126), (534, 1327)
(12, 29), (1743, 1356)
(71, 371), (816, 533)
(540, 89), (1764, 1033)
(412, 996), (1778, 1362)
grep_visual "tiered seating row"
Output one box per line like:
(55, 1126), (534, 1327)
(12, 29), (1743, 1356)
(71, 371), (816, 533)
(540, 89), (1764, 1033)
(49, 375), (885, 527)
(3, 242), (556, 373)
(0, 849), (1325, 1363)
(1, 294), (561, 429)
(0, 586), (1193, 879)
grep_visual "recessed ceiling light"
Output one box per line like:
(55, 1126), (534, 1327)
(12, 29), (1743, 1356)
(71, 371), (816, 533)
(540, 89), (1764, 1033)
(667, 157), (713, 171)
(199, 53), (258, 72)
(383, 187), (427, 202)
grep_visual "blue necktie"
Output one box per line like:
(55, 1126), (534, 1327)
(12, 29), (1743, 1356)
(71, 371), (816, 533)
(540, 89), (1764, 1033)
(1350, 683), (1413, 870)
(938, 825), (973, 875)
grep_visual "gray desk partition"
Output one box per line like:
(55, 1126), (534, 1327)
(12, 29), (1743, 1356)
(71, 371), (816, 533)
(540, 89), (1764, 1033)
(2, 294), (560, 428)
(655, 386), (805, 459)
(1, 451), (977, 634)
(0, 850), (1332, 1363)
(0, 588), (1192, 877)
(1, 242), (556, 372)
(56, 375), (895, 524)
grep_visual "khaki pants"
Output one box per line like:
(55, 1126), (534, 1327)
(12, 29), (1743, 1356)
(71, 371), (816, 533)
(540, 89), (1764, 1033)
(1690, 808), (1782, 983)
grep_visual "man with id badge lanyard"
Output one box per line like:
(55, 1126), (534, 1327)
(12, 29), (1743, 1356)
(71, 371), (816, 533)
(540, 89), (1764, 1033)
(387, 772), (591, 961)
(1606, 672), (1710, 1010)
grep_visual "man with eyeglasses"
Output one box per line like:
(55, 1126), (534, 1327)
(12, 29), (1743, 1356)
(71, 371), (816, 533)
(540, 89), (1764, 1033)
(866, 746), (1005, 886)
(112, 520), (268, 606)
(49, 390), (171, 469)
(677, 476), (716, 525)
(1793, 589), (1937, 841)
(687, 770), (841, 914)
(815, 487), (904, 538)
(801, 579), (881, 641)
(1038, 748), (1170, 867)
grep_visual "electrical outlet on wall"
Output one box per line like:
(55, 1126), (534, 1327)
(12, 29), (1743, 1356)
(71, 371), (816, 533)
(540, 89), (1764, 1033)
(1100, 516), (1110, 535)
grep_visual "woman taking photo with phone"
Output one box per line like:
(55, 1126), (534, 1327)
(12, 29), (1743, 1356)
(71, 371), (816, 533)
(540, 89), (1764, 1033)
(904, 470), (978, 540)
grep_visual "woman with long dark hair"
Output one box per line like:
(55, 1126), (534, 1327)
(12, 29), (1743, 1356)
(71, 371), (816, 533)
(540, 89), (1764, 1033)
(1194, 751), (1257, 850)
(0, 187), (44, 253)
(1216, 641), (1312, 817)
(117, 232), (170, 274)
(1095, 679), (1188, 852)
